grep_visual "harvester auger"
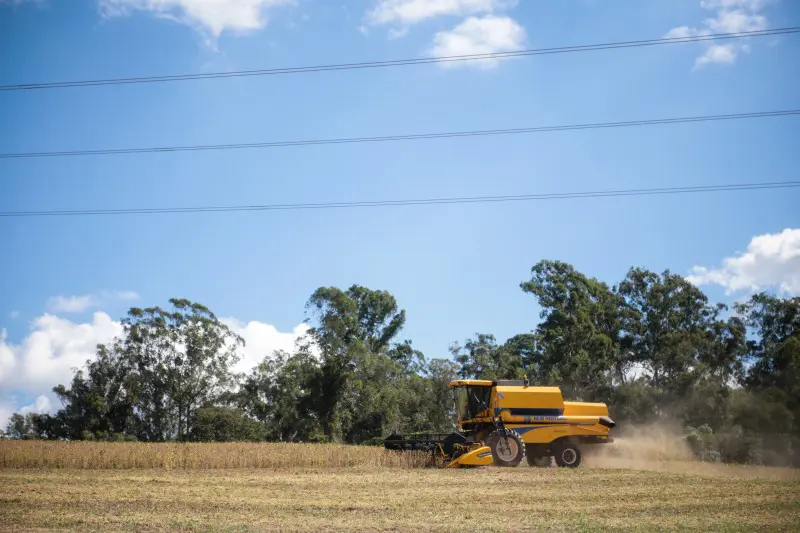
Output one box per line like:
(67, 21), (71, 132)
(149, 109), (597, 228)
(384, 378), (616, 468)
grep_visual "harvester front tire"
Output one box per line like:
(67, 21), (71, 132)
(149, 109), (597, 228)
(487, 430), (525, 467)
(554, 441), (582, 468)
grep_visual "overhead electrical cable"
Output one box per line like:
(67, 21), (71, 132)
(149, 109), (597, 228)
(1, 27), (798, 91)
(2, 109), (797, 159)
(3, 182), (798, 218)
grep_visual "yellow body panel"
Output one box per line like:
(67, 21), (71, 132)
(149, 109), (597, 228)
(508, 422), (610, 444)
(493, 386), (564, 412)
(449, 379), (494, 387)
(500, 415), (608, 425)
(447, 446), (493, 468)
(563, 401), (609, 417)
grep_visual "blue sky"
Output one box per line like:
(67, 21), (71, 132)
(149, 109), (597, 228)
(1, 0), (798, 422)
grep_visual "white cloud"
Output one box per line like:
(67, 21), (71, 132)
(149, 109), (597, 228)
(0, 311), (311, 392)
(46, 295), (99, 313)
(665, 26), (703, 39)
(364, 0), (526, 70)
(388, 27), (409, 39)
(695, 43), (738, 67)
(103, 290), (140, 301)
(430, 15), (525, 68)
(0, 313), (123, 394)
(0, 309), (310, 428)
(45, 290), (139, 314)
(700, 0), (769, 10)
(367, 0), (514, 26)
(98, 0), (294, 38)
(705, 6), (767, 33)
(222, 318), (312, 373)
(0, 402), (14, 432)
(687, 228), (800, 295)
(666, 0), (774, 69)
(0, 394), (58, 431)
(20, 395), (52, 415)
(9, 311), (19, 320)
(0, 331), (14, 383)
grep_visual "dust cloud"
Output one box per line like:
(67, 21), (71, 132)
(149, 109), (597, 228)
(583, 422), (800, 480)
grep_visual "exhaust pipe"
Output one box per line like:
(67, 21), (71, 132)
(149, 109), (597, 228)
(598, 416), (616, 428)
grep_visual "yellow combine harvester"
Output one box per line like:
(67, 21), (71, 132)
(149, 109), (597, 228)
(384, 378), (615, 468)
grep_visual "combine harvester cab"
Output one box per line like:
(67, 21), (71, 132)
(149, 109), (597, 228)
(384, 378), (615, 468)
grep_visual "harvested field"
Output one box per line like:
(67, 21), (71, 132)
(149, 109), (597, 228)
(1, 442), (798, 532)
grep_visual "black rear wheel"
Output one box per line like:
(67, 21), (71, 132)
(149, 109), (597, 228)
(554, 440), (582, 468)
(487, 429), (525, 467)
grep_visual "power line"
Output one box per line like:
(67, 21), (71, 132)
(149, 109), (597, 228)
(3, 182), (797, 218)
(2, 27), (797, 92)
(3, 109), (797, 159)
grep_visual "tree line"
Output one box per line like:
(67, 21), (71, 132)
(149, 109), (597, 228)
(4, 261), (799, 466)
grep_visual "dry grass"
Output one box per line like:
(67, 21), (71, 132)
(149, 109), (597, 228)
(1, 466), (799, 532)
(0, 441), (430, 469)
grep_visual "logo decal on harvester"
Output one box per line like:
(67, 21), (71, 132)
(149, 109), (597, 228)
(498, 392), (505, 399)
(523, 415), (566, 423)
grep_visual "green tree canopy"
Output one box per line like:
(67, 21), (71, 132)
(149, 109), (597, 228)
(51, 299), (242, 441)
(520, 260), (623, 399)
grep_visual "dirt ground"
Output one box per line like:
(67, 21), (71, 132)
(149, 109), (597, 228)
(1, 464), (798, 532)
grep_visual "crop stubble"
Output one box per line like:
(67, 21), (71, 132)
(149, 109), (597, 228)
(0, 441), (798, 532)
